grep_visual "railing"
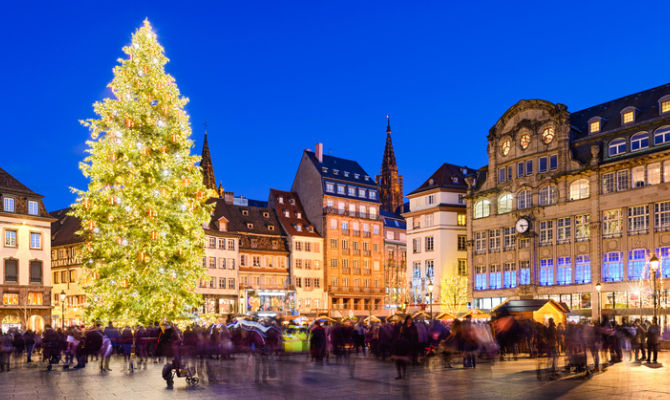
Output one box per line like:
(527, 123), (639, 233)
(342, 229), (350, 235)
(353, 249), (361, 256)
(353, 267), (361, 274)
(363, 250), (371, 256)
(656, 225), (670, 233)
(538, 241), (553, 247)
(556, 238), (571, 245)
(503, 246), (515, 252)
(363, 231), (371, 238)
(352, 230), (360, 236)
(363, 269), (371, 275)
(575, 236), (590, 242)
(602, 232), (622, 239)
(342, 267), (350, 274)
(342, 248), (350, 255)
(474, 249), (486, 255)
(629, 228), (649, 236)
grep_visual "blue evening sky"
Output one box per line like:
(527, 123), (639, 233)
(2, 1), (668, 210)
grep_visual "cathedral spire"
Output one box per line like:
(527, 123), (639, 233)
(200, 128), (216, 191)
(377, 116), (403, 213)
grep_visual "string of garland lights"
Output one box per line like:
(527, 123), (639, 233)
(71, 19), (213, 324)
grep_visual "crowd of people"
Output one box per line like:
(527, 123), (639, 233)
(0, 314), (664, 384)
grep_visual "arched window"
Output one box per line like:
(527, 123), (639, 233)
(538, 185), (558, 206)
(473, 199), (490, 219)
(569, 179), (590, 200)
(608, 138), (627, 156)
(517, 190), (532, 210)
(498, 193), (513, 214)
(630, 132), (649, 151)
(654, 126), (670, 145)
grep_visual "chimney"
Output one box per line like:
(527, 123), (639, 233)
(223, 191), (234, 205)
(315, 142), (323, 163)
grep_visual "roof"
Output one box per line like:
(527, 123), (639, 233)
(305, 150), (377, 187)
(570, 82), (670, 140)
(50, 208), (83, 246)
(268, 189), (321, 238)
(407, 163), (474, 196)
(492, 299), (570, 315)
(0, 167), (42, 197)
(380, 209), (406, 229)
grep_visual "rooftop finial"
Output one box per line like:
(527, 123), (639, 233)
(386, 114), (391, 134)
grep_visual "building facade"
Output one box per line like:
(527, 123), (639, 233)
(50, 209), (85, 326)
(403, 164), (470, 313)
(381, 210), (407, 312)
(0, 168), (53, 333)
(292, 143), (386, 316)
(467, 83), (670, 324)
(269, 189), (325, 316)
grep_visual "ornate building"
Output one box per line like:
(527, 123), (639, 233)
(377, 118), (404, 213)
(200, 132), (216, 191)
(467, 83), (670, 324)
(50, 209), (85, 326)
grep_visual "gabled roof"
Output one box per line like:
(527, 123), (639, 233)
(50, 208), (83, 247)
(0, 167), (42, 197)
(268, 189), (321, 238)
(207, 197), (286, 239)
(305, 150), (377, 187)
(408, 163), (474, 196)
(492, 299), (570, 315)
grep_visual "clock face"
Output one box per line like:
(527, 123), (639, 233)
(515, 218), (529, 233)
(501, 139), (511, 156)
(520, 133), (531, 149)
(542, 127), (555, 144)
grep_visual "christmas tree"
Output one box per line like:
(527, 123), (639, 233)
(72, 20), (212, 324)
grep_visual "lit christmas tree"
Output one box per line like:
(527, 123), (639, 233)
(72, 20), (212, 324)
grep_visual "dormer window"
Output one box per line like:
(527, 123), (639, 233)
(621, 107), (637, 125)
(322, 167), (328, 173)
(28, 200), (39, 216)
(296, 212), (302, 219)
(241, 209), (249, 216)
(451, 177), (459, 184)
(262, 211), (269, 218)
(588, 117), (602, 134)
(333, 169), (339, 175)
(3, 197), (15, 212)
(247, 223), (253, 229)
(364, 175), (370, 181)
(354, 173), (360, 179)
(283, 210), (290, 217)
(308, 226), (314, 232)
(659, 95), (670, 114)
(278, 197), (284, 204)
(289, 198), (295, 205)
(343, 171), (350, 177)
(296, 225), (302, 232)
(268, 225), (275, 231)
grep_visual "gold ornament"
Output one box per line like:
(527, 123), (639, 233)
(125, 117), (134, 128)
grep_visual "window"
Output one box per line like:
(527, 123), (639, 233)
(27, 292), (42, 305)
(29, 261), (42, 284)
(413, 262), (421, 279)
(427, 195), (435, 205)
(538, 185), (557, 206)
(590, 120), (600, 133)
(517, 190), (532, 210)
(228, 239), (235, 250)
(539, 157), (547, 173)
(656, 202), (670, 232)
(648, 163), (661, 185)
(4, 230), (17, 247)
(30, 232), (41, 249)
(369, 191), (377, 200)
(474, 232), (486, 254)
(575, 214), (590, 241)
(209, 257), (216, 268)
(337, 185), (345, 194)
(489, 265), (501, 289)
(425, 214), (434, 227)
(526, 160), (533, 175)
(654, 126), (670, 145)
(602, 173), (615, 194)
(4, 259), (17, 282)
(219, 278), (226, 289)
(539, 220), (553, 245)
(457, 213), (466, 226)
(519, 261), (531, 285)
(412, 238), (421, 253)
(474, 266), (487, 290)
(569, 179), (589, 200)
(358, 188), (366, 198)
(423, 236), (433, 252)
(425, 260), (434, 279)
(498, 168), (506, 183)
(550, 155), (557, 170)
(498, 193), (513, 214)
(542, 127), (555, 144)
(603, 252), (623, 282)
(616, 170), (629, 191)
(539, 259), (554, 286)
(348, 186), (356, 196)
(330, 258), (338, 268)
(3, 197), (15, 212)
(628, 249), (647, 280)
(517, 162), (525, 178)
(488, 229), (500, 252)
(252, 256), (260, 267)
(458, 259), (467, 276)
(325, 182), (334, 192)
(507, 166), (513, 181)
(503, 263), (516, 288)
(503, 227), (516, 250)
(603, 209), (622, 238)
(28, 201), (39, 215)
(474, 199), (490, 218)
(207, 237), (216, 248)
(557, 217), (571, 244)
(3, 293), (18, 305)
(608, 138), (626, 156)
(628, 205), (649, 234)
(662, 100), (670, 114)
(295, 277), (302, 288)
(622, 110), (635, 124)
(659, 247), (670, 278)
(218, 238), (226, 249)
(457, 235), (467, 251)
(557, 257), (571, 285)
(314, 278), (320, 288)
(630, 132), (649, 151)
(295, 259), (302, 269)
(575, 255), (591, 284)
(632, 166), (645, 188)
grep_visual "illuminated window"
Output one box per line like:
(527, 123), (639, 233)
(473, 199), (490, 219)
(575, 255), (591, 283)
(4, 230), (17, 247)
(501, 139), (511, 155)
(557, 257), (572, 285)
(27, 292), (43, 305)
(622, 111), (634, 124)
(520, 132), (531, 149)
(28, 201), (39, 216)
(603, 251), (623, 282)
(589, 120), (600, 133)
(498, 193), (513, 214)
(2, 293), (18, 305)
(539, 259), (554, 286)
(516, 190), (532, 210)
(663, 100), (670, 114)
(457, 213), (466, 226)
(569, 179), (589, 200)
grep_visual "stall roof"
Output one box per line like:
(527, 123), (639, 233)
(492, 299), (570, 314)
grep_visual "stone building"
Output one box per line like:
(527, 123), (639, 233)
(381, 209), (407, 312)
(377, 118), (404, 213)
(403, 164), (471, 313)
(292, 143), (386, 316)
(0, 168), (53, 332)
(269, 189), (325, 316)
(467, 83), (670, 323)
(50, 209), (85, 326)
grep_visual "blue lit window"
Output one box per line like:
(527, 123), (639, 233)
(608, 138), (627, 156)
(489, 265), (501, 289)
(575, 255), (591, 283)
(630, 132), (649, 151)
(369, 191), (377, 200)
(654, 126), (670, 145)
(549, 155), (557, 170)
(539, 157), (547, 173)
(658, 247), (670, 278)
(517, 162), (524, 178)
(603, 252), (623, 282)
(519, 262), (531, 285)
(503, 264), (516, 288)
(539, 259), (554, 286)
(498, 168), (506, 183)
(557, 257), (572, 285)
(628, 249), (647, 280)
(526, 160), (533, 175)
(474, 266), (487, 290)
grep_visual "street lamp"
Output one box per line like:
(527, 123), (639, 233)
(595, 282), (602, 323)
(650, 254), (660, 322)
(59, 290), (66, 329)
(427, 280), (434, 320)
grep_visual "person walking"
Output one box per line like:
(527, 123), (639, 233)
(23, 330), (35, 364)
(646, 317), (660, 364)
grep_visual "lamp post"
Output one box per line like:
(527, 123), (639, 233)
(650, 254), (660, 322)
(427, 280), (434, 320)
(59, 290), (66, 329)
(595, 282), (602, 323)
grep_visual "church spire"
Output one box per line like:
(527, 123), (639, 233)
(377, 115), (403, 213)
(200, 128), (216, 191)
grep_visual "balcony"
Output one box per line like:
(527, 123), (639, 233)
(353, 268), (361, 274)
(556, 238), (571, 245)
(342, 248), (350, 255)
(503, 246), (515, 252)
(602, 232), (622, 239)
(342, 229), (350, 235)
(342, 267), (350, 274)
(656, 225), (670, 233)
(629, 228), (649, 236)
(353, 249), (361, 256)
(538, 241), (553, 247)
(363, 269), (371, 275)
(363, 250), (371, 257)
(352, 230), (360, 237)
(363, 231), (371, 238)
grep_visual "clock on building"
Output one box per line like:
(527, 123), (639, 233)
(515, 217), (530, 234)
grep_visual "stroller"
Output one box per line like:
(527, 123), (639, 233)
(162, 358), (199, 388)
